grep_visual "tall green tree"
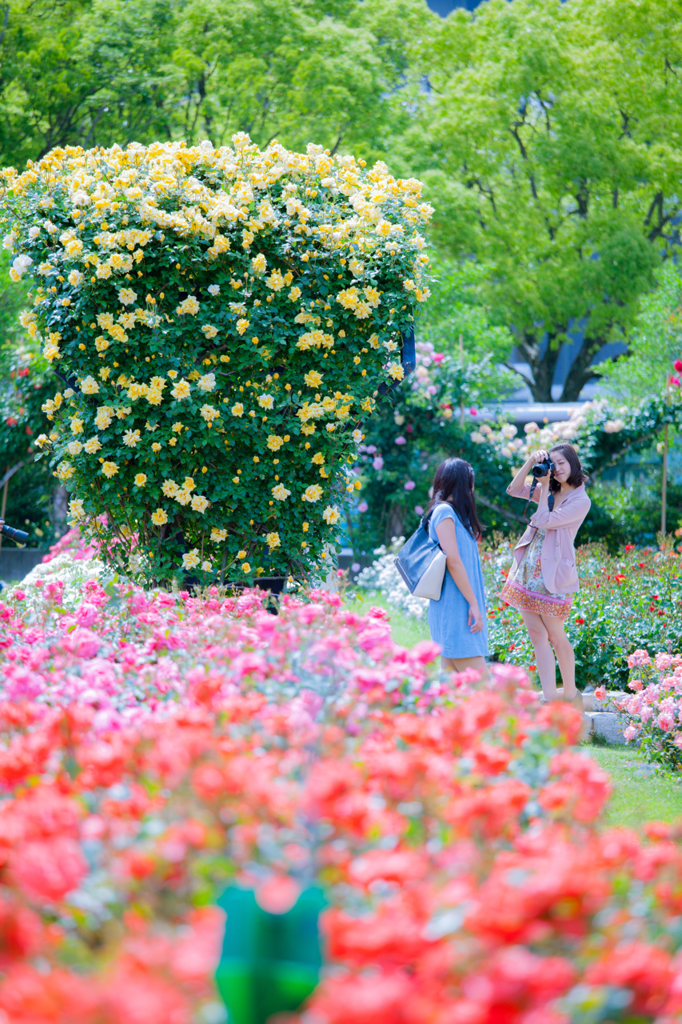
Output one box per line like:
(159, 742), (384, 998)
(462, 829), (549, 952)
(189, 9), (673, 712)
(406, 0), (682, 402)
(173, 0), (431, 155)
(0, 0), (433, 170)
(0, 0), (178, 169)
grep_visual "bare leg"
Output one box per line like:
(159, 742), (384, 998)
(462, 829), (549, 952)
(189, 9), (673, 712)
(520, 609), (558, 700)
(542, 616), (577, 699)
(441, 655), (490, 683)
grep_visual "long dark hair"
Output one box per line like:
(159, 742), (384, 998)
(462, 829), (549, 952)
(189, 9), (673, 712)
(548, 443), (588, 491)
(424, 457), (483, 540)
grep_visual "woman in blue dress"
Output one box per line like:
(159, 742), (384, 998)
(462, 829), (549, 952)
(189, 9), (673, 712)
(425, 457), (489, 679)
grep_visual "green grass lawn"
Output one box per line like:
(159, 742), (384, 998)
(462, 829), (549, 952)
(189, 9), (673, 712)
(588, 745), (682, 827)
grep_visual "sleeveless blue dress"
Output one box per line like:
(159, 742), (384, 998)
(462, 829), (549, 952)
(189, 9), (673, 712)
(427, 503), (489, 659)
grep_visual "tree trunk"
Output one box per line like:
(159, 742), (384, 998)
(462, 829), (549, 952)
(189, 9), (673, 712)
(385, 503), (406, 546)
(555, 333), (605, 402)
(52, 486), (69, 536)
(515, 328), (607, 403)
(515, 330), (563, 403)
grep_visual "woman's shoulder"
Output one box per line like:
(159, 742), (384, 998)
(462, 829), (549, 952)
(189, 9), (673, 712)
(430, 502), (457, 523)
(568, 484), (591, 505)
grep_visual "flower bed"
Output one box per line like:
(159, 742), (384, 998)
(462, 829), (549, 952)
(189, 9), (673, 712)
(615, 650), (682, 773)
(3, 553), (682, 1020)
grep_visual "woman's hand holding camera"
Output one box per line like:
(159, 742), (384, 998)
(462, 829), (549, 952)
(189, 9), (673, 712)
(530, 449), (549, 464)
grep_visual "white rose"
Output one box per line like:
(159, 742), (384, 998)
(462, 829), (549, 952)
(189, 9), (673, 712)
(12, 254), (33, 277)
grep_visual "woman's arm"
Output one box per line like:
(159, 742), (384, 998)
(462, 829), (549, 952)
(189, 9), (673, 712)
(434, 517), (484, 633)
(506, 449), (548, 499)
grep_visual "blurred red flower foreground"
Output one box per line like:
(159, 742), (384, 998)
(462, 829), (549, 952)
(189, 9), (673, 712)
(1, 553), (682, 1023)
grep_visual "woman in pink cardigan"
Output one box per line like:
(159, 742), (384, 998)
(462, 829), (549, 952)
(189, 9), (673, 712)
(502, 443), (591, 709)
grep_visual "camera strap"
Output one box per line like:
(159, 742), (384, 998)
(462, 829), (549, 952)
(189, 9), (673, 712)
(522, 477), (555, 524)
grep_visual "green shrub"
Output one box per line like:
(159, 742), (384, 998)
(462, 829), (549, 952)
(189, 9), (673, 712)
(1, 138), (431, 585)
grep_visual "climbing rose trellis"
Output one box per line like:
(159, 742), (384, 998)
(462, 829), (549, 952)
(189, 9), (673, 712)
(1, 546), (682, 1020)
(0, 136), (431, 585)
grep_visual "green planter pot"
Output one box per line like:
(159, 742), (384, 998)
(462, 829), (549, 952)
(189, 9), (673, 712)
(215, 885), (326, 1024)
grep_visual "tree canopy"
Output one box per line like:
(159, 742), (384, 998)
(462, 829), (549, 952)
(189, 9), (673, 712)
(596, 264), (682, 403)
(0, 0), (432, 169)
(405, 0), (682, 401)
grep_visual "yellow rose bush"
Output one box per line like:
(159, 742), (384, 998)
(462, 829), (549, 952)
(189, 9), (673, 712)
(0, 136), (431, 584)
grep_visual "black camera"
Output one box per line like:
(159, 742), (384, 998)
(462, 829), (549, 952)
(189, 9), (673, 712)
(531, 459), (555, 478)
(1, 523), (29, 544)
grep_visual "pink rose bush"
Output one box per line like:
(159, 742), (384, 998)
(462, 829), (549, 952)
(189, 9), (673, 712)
(2, 546), (682, 1020)
(614, 648), (682, 773)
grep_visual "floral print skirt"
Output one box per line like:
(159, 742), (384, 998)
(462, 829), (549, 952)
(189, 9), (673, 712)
(500, 529), (572, 620)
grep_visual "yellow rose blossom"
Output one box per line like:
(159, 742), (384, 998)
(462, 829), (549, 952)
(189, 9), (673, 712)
(211, 528), (227, 542)
(304, 370), (323, 388)
(266, 532), (280, 549)
(175, 295), (200, 316)
(68, 499), (85, 520)
(83, 437), (102, 454)
(182, 549), (200, 569)
(134, 473), (147, 487)
(301, 484), (323, 503)
(241, 562), (251, 573)
(101, 461), (119, 478)
(231, 403), (244, 417)
(272, 484), (291, 501)
(171, 379), (191, 400)
(266, 435), (284, 451)
(191, 495), (209, 513)
(151, 508), (168, 526)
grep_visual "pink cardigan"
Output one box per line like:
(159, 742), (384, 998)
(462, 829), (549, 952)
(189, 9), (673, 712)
(506, 482), (591, 595)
